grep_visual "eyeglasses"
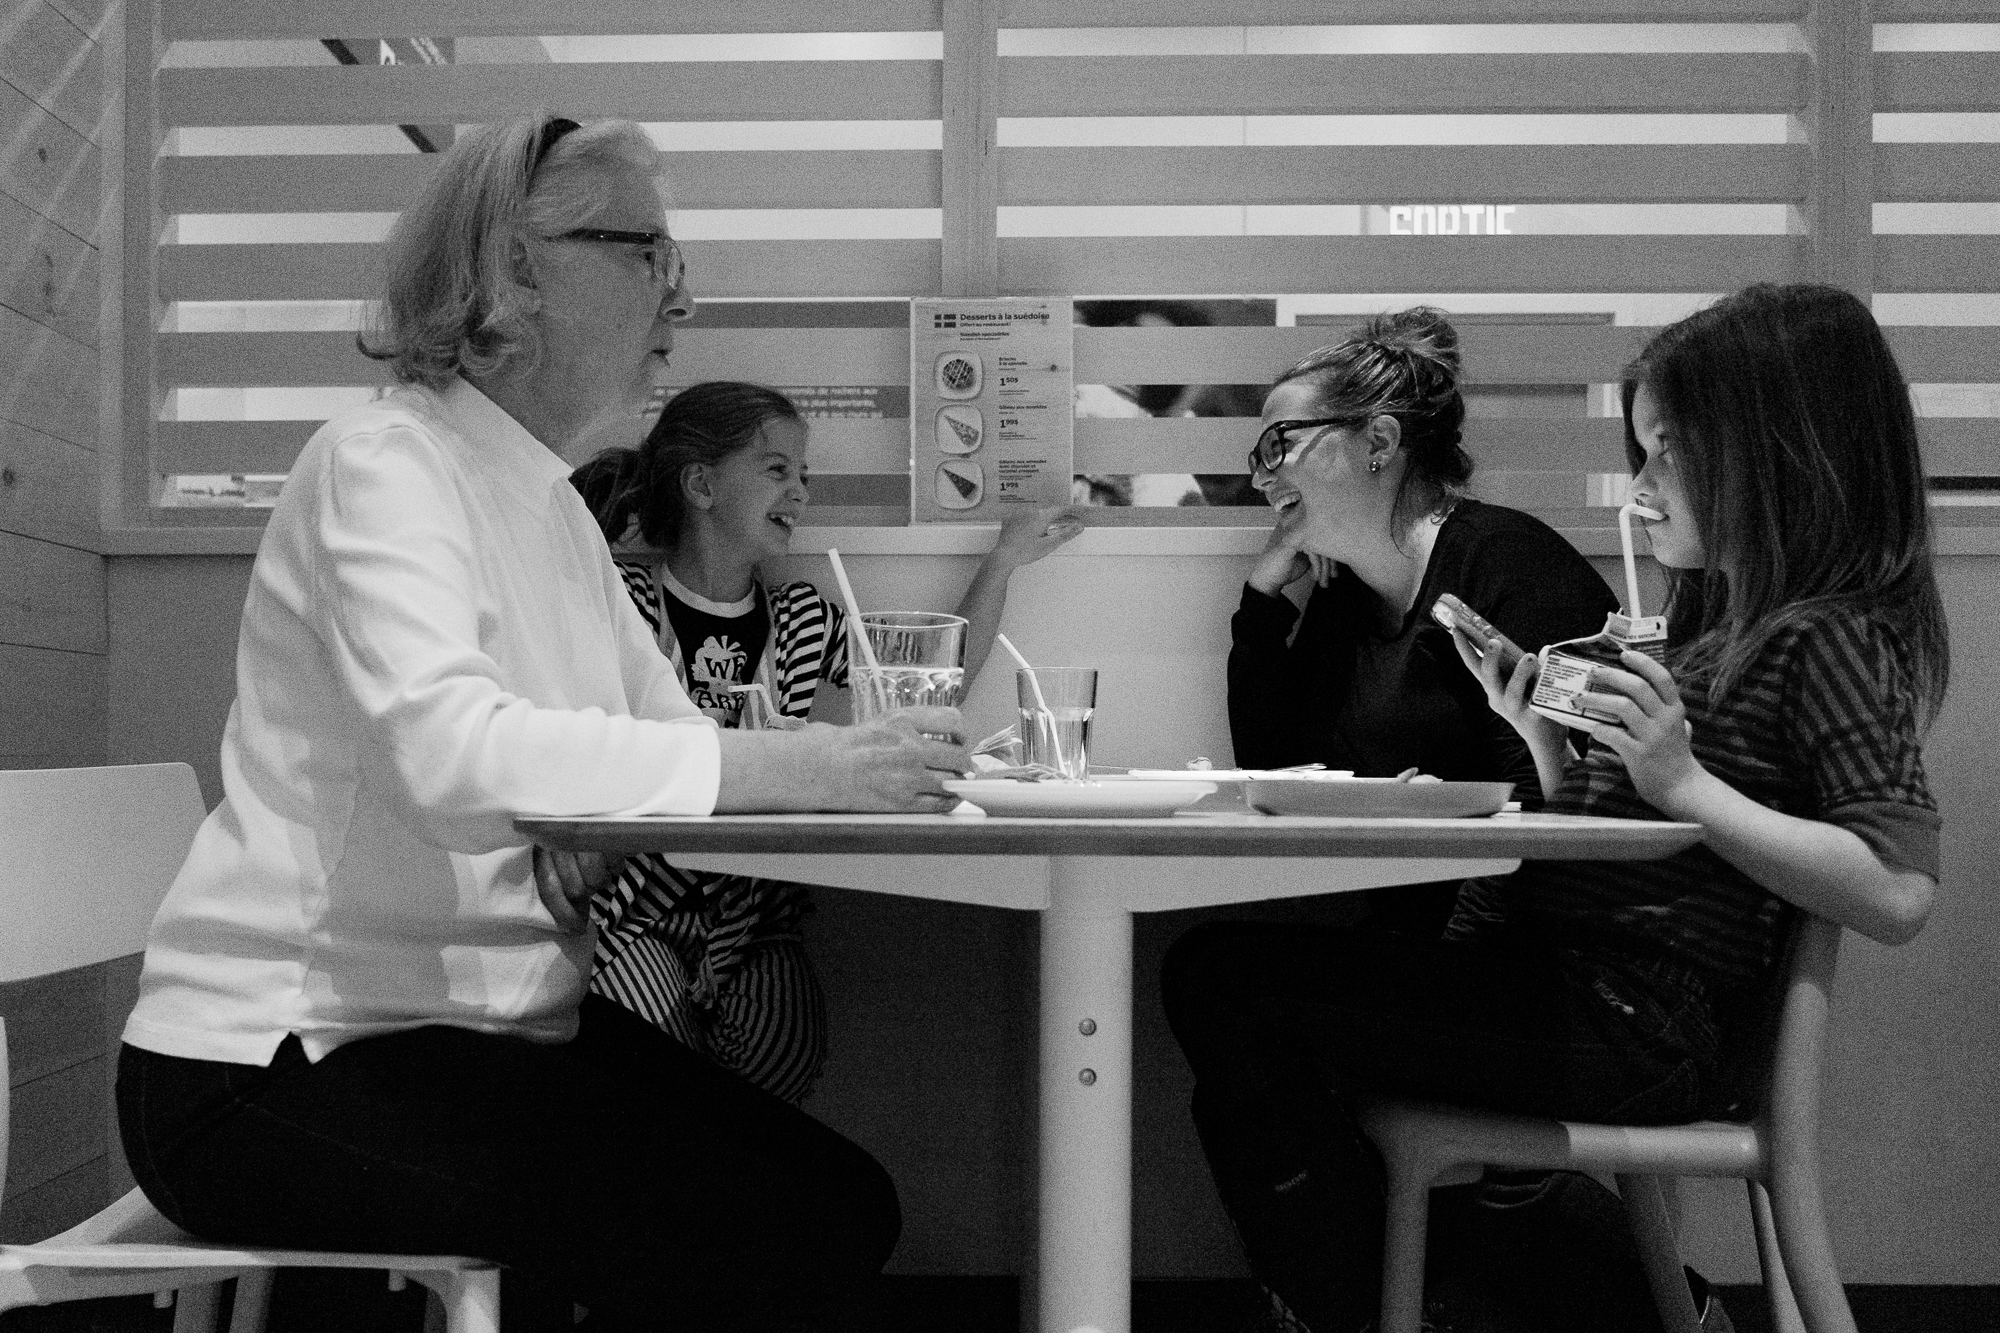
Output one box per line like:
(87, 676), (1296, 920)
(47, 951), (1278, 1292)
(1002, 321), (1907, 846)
(1248, 416), (1354, 475)
(552, 229), (686, 290)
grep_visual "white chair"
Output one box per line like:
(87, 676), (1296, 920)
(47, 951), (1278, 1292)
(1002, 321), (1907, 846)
(1358, 915), (1857, 1333)
(1, 763), (500, 1332)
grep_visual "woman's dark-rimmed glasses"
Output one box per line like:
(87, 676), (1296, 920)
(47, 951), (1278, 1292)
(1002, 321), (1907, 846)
(1248, 417), (1354, 475)
(552, 229), (686, 290)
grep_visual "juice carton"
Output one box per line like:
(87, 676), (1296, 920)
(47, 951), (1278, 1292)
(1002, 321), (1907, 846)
(1528, 503), (1668, 731)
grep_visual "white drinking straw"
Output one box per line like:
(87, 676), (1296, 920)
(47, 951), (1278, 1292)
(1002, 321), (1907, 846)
(825, 548), (885, 685)
(1617, 502), (1663, 619)
(996, 632), (1052, 717)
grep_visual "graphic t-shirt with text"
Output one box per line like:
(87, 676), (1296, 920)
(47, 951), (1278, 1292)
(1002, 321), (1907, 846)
(656, 565), (770, 725)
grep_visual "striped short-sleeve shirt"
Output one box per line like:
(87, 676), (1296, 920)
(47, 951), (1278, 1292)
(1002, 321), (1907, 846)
(1450, 603), (1940, 993)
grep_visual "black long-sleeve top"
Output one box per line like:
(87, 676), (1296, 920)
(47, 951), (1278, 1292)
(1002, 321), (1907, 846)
(1228, 500), (1619, 803)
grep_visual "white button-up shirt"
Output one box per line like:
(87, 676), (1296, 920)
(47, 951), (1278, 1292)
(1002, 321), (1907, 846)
(125, 380), (721, 1063)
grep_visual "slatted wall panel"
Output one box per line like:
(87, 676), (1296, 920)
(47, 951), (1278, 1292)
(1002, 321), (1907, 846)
(136, 0), (948, 531)
(120, 1), (1996, 538)
(2, 0), (117, 1245)
(1003, 0), (1819, 530)
(1876, 0), (2000, 513)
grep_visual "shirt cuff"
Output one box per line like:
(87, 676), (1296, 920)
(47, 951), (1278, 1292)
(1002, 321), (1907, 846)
(604, 717), (723, 818)
(1237, 583), (1300, 626)
(1827, 798), (1941, 881)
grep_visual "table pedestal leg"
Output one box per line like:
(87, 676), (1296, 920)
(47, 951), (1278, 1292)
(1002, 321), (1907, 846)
(1038, 857), (1133, 1333)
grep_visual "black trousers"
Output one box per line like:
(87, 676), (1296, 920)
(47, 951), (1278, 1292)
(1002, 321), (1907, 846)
(117, 995), (900, 1333)
(1162, 921), (1723, 1333)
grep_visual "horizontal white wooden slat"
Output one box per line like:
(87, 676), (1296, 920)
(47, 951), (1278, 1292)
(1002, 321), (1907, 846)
(1004, 234), (1804, 295)
(159, 328), (911, 388)
(1884, 327), (2000, 383)
(1077, 325), (1655, 386)
(163, 0), (942, 40)
(160, 62), (941, 128)
(156, 414), (912, 476)
(999, 54), (1805, 117)
(1876, 144), (2000, 204)
(1876, 236), (2000, 293)
(1000, 1), (1804, 21)
(1074, 416), (1632, 474)
(1923, 419), (2000, 477)
(164, 151), (942, 215)
(160, 239), (942, 301)
(1002, 144), (1805, 208)
(1876, 0), (2000, 15)
(0, 304), (97, 449)
(1876, 52), (2000, 113)
(0, 83), (102, 243)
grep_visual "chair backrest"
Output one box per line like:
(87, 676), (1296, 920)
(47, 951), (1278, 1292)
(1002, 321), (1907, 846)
(0, 764), (207, 984)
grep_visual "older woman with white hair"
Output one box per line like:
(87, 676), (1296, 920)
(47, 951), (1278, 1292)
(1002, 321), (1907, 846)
(113, 115), (949, 1331)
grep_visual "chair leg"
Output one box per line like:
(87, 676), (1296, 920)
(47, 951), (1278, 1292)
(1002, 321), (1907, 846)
(170, 1281), (227, 1333)
(1618, 1174), (1702, 1333)
(441, 1269), (502, 1333)
(225, 1271), (275, 1333)
(1750, 1181), (1808, 1333)
(1761, 1167), (1859, 1333)
(1376, 1165), (1432, 1333)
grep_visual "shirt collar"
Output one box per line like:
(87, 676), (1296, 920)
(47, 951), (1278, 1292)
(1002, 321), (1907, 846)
(435, 376), (576, 494)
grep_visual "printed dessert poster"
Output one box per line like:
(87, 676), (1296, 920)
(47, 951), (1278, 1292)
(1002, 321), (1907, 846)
(910, 297), (1075, 523)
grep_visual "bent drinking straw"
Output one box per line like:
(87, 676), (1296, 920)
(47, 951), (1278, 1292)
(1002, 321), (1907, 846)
(825, 549), (887, 712)
(996, 632), (1053, 717)
(1618, 502), (1665, 618)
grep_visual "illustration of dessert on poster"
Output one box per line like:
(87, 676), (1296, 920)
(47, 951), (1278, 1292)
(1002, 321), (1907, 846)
(910, 297), (1075, 523)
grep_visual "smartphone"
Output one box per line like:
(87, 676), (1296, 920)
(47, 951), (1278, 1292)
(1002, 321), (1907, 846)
(1431, 593), (1527, 671)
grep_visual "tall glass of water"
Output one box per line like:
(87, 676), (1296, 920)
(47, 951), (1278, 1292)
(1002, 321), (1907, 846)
(852, 612), (967, 723)
(1017, 667), (1097, 781)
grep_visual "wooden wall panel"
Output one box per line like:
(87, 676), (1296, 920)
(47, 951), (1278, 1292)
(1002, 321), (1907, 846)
(159, 60), (942, 128)
(0, 78), (101, 240)
(0, 304), (98, 448)
(1074, 416), (1633, 475)
(1000, 54), (1805, 117)
(0, 422), (97, 550)
(0, 0), (101, 137)
(1877, 236), (2000, 293)
(0, 187), (100, 346)
(0, 529), (108, 653)
(1925, 420), (2000, 479)
(1078, 324), (1652, 386)
(0, 645), (106, 769)
(1885, 326), (2000, 384)
(1002, 144), (1807, 207)
(1877, 144), (2000, 204)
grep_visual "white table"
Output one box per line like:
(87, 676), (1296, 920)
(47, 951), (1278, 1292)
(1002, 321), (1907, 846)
(517, 807), (1702, 1333)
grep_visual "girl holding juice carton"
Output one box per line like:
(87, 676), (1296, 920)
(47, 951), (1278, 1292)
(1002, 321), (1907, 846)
(573, 381), (1079, 1099)
(1165, 285), (1946, 1333)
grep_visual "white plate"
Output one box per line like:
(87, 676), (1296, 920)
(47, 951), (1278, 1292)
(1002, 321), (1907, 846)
(1117, 768), (1355, 782)
(1246, 779), (1512, 819)
(944, 778), (1216, 818)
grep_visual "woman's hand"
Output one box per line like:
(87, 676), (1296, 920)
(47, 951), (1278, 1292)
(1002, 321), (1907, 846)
(714, 707), (971, 814)
(532, 846), (626, 933)
(987, 506), (1085, 572)
(1246, 522), (1332, 597)
(1575, 650), (1706, 815)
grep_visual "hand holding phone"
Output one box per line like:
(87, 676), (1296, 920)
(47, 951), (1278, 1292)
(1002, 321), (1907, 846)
(1432, 593), (1527, 671)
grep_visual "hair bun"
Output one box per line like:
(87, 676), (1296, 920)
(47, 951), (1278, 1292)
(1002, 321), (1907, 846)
(1360, 305), (1461, 381)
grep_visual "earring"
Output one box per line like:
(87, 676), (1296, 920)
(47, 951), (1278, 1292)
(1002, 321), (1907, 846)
(1369, 459), (1382, 474)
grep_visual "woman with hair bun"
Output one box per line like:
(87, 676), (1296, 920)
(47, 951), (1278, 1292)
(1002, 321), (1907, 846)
(1231, 307), (1617, 859)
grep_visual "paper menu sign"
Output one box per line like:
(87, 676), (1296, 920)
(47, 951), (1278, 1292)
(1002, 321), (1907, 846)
(910, 297), (1075, 523)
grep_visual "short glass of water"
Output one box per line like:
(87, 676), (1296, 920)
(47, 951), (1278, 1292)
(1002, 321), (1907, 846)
(1017, 667), (1097, 781)
(851, 612), (968, 723)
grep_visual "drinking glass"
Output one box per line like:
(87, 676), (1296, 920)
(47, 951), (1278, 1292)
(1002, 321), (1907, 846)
(851, 612), (967, 723)
(1017, 667), (1097, 781)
